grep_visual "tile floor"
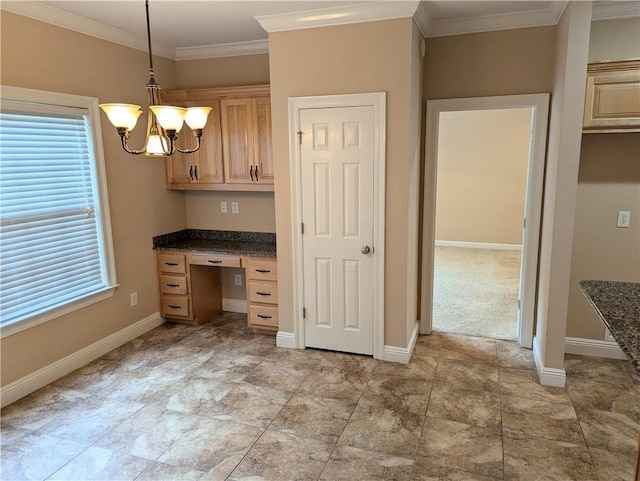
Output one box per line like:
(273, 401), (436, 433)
(2, 312), (639, 481)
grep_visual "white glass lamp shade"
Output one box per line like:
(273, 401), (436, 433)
(185, 107), (212, 130)
(99, 103), (142, 131)
(145, 133), (169, 156)
(149, 106), (186, 132)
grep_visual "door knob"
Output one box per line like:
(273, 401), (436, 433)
(361, 245), (371, 254)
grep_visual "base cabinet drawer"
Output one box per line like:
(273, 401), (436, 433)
(248, 304), (279, 329)
(157, 253), (187, 274)
(246, 258), (277, 281)
(248, 281), (278, 304)
(190, 253), (241, 268)
(159, 275), (188, 295)
(161, 295), (191, 319)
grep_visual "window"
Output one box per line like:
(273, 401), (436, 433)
(0, 86), (117, 337)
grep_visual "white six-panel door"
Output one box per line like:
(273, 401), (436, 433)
(300, 106), (375, 355)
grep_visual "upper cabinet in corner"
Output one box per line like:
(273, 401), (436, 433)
(583, 59), (640, 133)
(162, 85), (273, 191)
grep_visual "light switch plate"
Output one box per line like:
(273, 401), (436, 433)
(231, 202), (239, 214)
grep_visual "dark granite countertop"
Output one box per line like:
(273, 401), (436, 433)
(579, 280), (640, 372)
(153, 229), (276, 258)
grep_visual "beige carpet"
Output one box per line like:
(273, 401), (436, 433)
(432, 246), (520, 341)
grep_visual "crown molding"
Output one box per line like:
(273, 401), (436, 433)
(175, 40), (269, 61)
(592, 1), (640, 20)
(423, 1), (568, 38)
(255, 1), (421, 33)
(1, 0), (177, 59)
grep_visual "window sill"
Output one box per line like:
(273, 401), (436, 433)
(0, 285), (119, 339)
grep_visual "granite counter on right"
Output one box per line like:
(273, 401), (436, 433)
(579, 280), (640, 373)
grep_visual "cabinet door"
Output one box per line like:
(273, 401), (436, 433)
(583, 61), (640, 133)
(252, 97), (274, 185)
(165, 153), (192, 187)
(165, 100), (224, 188)
(191, 99), (224, 184)
(221, 98), (254, 184)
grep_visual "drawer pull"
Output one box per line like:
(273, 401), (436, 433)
(257, 314), (272, 319)
(166, 283), (181, 287)
(256, 291), (271, 296)
(168, 304), (182, 309)
(165, 262), (179, 266)
(208, 260), (223, 264)
(255, 269), (271, 273)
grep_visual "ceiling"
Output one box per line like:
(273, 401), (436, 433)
(2, 1), (639, 60)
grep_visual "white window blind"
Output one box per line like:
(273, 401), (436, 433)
(0, 89), (116, 334)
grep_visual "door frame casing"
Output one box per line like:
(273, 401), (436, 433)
(288, 92), (386, 359)
(420, 94), (549, 348)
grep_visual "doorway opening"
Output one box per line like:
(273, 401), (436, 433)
(420, 95), (549, 348)
(433, 108), (531, 340)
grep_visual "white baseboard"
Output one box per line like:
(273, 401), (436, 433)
(533, 335), (566, 388)
(222, 298), (247, 314)
(565, 337), (626, 360)
(1, 312), (164, 408)
(276, 331), (297, 349)
(435, 240), (522, 251)
(383, 321), (419, 364)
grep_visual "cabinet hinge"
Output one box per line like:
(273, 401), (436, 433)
(518, 299), (521, 310)
(303, 307), (306, 318)
(301, 223), (304, 234)
(523, 217), (526, 228)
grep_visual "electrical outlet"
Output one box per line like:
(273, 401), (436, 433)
(130, 292), (138, 307)
(234, 274), (242, 286)
(231, 202), (239, 214)
(617, 211), (630, 228)
(220, 201), (227, 213)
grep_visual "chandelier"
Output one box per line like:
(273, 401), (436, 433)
(99, 1), (210, 156)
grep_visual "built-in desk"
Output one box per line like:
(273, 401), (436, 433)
(153, 230), (277, 334)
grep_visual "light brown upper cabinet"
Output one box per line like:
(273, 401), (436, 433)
(221, 96), (273, 187)
(161, 85), (273, 191)
(583, 59), (640, 133)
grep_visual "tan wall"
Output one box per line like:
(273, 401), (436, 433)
(269, 18), (417, 347)
(176, 54), (270, 89)
(588, 17), (640, 62)
(420, 26), (556, 339)
(424, 26), (556, 99)
(1, 13), (186, 386)
(435, 109), (531, 245)
(567, 134), (640, 339)
(406, 22), (424, 338)
(185, 191), (276, 232)
(567, 17), (640, 340)
(535, 1), (592, 370)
